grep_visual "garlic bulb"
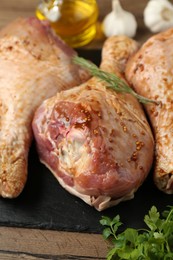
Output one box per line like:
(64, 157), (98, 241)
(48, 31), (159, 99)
(102, 0), (137, 38)
(144, 0), (173, 33)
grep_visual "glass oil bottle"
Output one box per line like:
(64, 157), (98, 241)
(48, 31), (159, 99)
(36, 0), (99, 48)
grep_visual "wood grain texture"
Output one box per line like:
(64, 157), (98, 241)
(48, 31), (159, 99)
(0, 227), (107, 259)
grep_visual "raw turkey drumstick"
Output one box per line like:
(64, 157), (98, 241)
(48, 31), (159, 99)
(125, 28), (173, 194)
(0, 17), (90, 198)
(32, 36), (154, 211)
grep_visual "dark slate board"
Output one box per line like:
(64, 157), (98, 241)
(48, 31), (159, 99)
(0, 49), (172, 234)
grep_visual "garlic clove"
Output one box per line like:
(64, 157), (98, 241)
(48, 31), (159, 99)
(144, 0), (173, 33)
(102, 0), (137, 38)
(45, 6), (61, 23)
(38, 2), (61, 23)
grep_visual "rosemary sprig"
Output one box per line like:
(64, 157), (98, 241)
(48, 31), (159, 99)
(73, 56), (159, 105)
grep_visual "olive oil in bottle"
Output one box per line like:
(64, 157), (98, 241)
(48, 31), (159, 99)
(36, 0), (99, 48)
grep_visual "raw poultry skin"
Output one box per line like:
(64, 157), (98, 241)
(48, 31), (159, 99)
(32, 36), (154, 211)
(0, 17), (90, 198)
(125, 28), (173, 194)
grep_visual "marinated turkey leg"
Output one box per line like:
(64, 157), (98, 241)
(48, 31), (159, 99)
(0, 17), (90, 198)
(125, 28), (173, 194)
(32, 36), (154, 211)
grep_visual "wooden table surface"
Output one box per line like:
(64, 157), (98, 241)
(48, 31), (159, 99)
(0, 0), (156, 259)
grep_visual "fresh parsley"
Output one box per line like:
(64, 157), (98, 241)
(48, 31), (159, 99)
(100, 206), (173, 260)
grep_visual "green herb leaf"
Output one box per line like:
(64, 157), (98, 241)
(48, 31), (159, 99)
(124, 228), (138, 244)
(73, 56), (160, 105)
(144, 206), (160, 231)
(102, 227), (112, 240)
(100, 216), (112, 226)
(100, 206), (173, 260)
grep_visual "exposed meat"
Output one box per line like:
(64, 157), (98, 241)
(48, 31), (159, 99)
(0, 17), (90, 198)
(32, 36), (154, 211)
(125, 28), (173, 194)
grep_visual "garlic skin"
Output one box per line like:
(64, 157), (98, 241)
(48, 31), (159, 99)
(102, 0), (137, 38)
(144, 0), (173, 33)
